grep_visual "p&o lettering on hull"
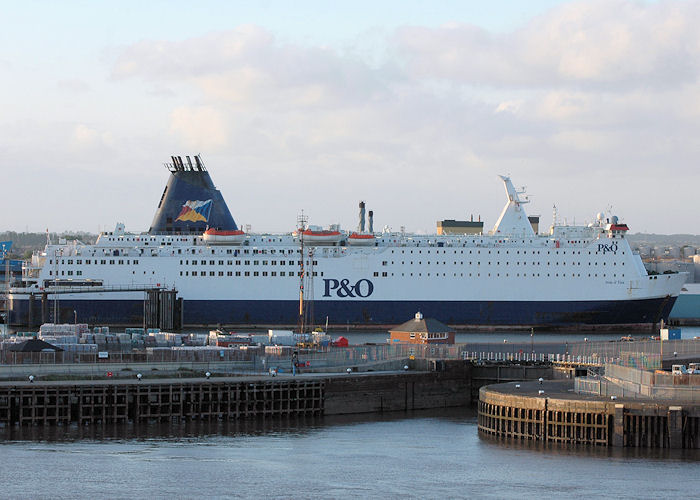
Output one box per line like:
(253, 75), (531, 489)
(323, 278), (374, 298)
(598, 243), (618, 254)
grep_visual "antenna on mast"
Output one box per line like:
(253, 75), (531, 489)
(297, 211), (309, 334)
(551, 204), (559, 232)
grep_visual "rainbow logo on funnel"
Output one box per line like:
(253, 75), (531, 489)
(175, 199), (213, 223)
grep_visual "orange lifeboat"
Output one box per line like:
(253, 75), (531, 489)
(299, 228), (343, 244)
(347, 232), (376, 246)
(202, 228), (246, 245)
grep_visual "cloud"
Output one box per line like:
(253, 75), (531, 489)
(495, 100), (522, 114)
(395, 0), (700, 88)
(71, 124), (114, 150)
(56, 79), (90, 93)
(170, 106), (228, 150)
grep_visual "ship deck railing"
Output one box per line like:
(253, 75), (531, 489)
(9, 284), (172, 295)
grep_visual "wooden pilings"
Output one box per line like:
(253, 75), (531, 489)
(478, 382), (700, 449)
(0, 378), (324, 426)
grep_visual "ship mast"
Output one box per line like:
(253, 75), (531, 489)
(305, 247), (315, 331)
(296, 212), (308, 334)
(3, 243), (9, 332)
(53, 247), (60, 324)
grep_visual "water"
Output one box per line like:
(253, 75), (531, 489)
(0, 409), (697, 499)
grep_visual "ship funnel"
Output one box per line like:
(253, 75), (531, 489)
(358, 201), (366, 233)
(368, 210), (374, 233)
(149, 155), (238, 235)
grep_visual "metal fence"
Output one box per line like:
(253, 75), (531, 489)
(570, 339), (700, 369)
(2, 339), (696, 372)
(0, 342), (569, 368)
(576, 362), (700, 402)
(0, 342), (558, 371)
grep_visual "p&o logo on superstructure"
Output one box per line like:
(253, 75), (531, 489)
(597, 242), (618, 254)
(323, 278), (374, 298)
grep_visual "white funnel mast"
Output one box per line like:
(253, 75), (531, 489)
(492, 175), (535, 236)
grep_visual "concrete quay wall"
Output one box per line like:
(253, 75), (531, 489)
(0, 360), (560, 428)
(0, 369), (475, 427)
(478, 380), (700, 448)
(324, 370), (471, 415)
(0, 361), (255, 380)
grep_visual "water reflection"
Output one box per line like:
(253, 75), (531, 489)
(0, 407), (477, 443)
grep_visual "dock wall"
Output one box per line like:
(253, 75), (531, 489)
(0, 378), (325, 426)
(0, 361), (557, 428)
(0, 368), (478, 427)
(324, 370), (471, 415)
(478, 381), (700, 448)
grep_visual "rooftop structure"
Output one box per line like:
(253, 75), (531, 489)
(389, 312), (455, 344)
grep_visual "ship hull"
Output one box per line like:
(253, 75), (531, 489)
(8, 296), (677, 328)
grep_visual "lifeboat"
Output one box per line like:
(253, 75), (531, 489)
(299, 228), (343, 244)
(202, 228), (246, 245)
(347, 232), (376, 246)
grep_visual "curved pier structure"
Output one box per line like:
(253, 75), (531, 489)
(478, 380), (700, 448)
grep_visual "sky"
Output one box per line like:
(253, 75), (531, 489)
(1, 0), (698, 235)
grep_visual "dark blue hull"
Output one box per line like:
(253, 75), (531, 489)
(9, 296), (677, 328)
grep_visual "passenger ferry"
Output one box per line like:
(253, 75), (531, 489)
(7, 155), (686, 328)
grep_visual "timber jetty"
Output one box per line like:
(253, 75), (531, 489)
(0, 360), (553, 427)
(478, 342), (700, 450)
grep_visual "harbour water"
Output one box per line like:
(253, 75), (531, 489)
(0, 408), (697, 499)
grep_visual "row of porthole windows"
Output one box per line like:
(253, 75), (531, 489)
(179, 271), (321, 277)
(390, 261), (624, 267)
(97, 246), (298, 256)
(391, 249), (625, 256)
(53, 259), (140, 265)
(180, 248), (296, 256)
(179, 260), (317, 266)
(51, 269), (156, 275)
(392, 273), (625, 278)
